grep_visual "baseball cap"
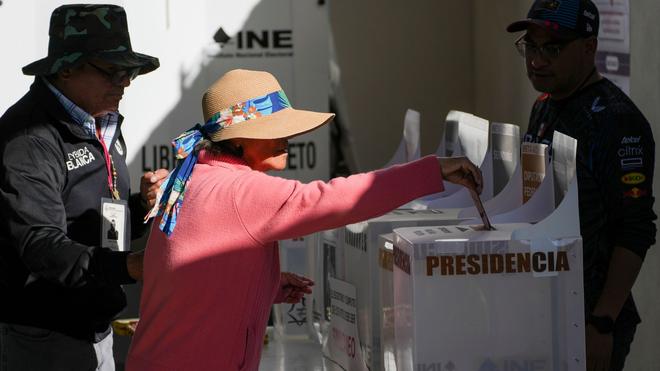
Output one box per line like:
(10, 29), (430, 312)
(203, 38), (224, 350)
(507, 0), (599, 38)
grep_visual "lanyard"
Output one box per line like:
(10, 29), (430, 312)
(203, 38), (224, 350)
(96, 124), (120, 200)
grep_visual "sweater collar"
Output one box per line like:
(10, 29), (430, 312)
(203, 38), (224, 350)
(197, 150), (250, 169)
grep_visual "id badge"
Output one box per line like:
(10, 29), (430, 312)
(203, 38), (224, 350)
(101, 198), (129, 251)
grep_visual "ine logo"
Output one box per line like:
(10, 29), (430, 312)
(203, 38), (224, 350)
(211, 26), (294, 58)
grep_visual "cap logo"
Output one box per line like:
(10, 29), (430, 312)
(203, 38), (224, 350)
(544, 20), (560, 30)
(583, 10), (596, 20)
(540, 0), (561, 11)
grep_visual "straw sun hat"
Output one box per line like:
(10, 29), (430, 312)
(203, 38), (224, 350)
(201, 69), (335, 141)
(148, 69), (335, 236)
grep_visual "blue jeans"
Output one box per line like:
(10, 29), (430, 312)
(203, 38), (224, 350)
(0, 323), (114, 371)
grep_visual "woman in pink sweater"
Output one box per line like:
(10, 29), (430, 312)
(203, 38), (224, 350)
(126, 69), (482, 371)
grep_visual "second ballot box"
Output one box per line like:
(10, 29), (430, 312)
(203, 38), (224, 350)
(339, 209), (469, 370)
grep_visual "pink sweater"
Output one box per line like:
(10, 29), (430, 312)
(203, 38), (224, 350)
(126, 152), (443, 371)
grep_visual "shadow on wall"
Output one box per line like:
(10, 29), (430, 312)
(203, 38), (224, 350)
(115, 0), (341, 368)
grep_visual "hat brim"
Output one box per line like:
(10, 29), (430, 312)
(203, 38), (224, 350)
(22, 55), (74, 76)
(506, 19), (579, 40)
(210, 108), (335, 141)
(94, 50), (160, 76)
(22, 50), (159, 76)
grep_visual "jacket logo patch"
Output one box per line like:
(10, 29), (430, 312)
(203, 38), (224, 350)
(591, 96), (606, 112)
(623, 187), (648, 199)
(66, 146), (96, 171)
(621, 172), (646, 185)
(114, 141), (124, 156)
(621, 136), (640, 144)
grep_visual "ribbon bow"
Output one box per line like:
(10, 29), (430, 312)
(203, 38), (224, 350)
(145, 89), (291, 236)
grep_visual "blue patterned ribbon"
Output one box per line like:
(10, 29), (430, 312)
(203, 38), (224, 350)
(146, 90), (291, 235)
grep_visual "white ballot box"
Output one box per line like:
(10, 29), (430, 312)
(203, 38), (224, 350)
(276, 229), (348, 341)
(392, 223), (585, 371)
(306, 229), (343, 344)
(338, 209), (469, 371)
(378, 233), (397, 371)
(273, 237), (311, 339)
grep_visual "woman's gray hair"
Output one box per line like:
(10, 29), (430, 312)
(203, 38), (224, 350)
(194, 139), (244, 158)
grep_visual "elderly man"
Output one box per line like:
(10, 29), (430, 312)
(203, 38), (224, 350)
(508, 1), (656, 370)
(0, 4), (168, 370)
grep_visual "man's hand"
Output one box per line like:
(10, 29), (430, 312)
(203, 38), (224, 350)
(437, 156), (483, 194)
(140, 169), (169, 209)
(126, 250), (144, 281)
(586, 324), (613, 371)
(274, 272), (314, 304)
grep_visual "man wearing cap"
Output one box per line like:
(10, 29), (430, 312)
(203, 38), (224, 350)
(0, 4), (168, 370)
(508, 1), (656, 370)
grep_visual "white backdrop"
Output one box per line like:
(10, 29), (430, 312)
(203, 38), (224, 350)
(0, 0), (332, 187)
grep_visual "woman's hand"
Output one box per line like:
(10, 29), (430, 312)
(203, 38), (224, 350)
(274, 272), (314, 304)
(437, 156), (483, 194)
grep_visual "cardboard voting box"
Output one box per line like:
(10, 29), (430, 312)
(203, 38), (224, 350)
(338, 209), (468, 371)
(392, 131), (583, 371)
(273, 237), (312, 339)
(306, 229), (344, 344)
(415, 111), (491, 204)
(306, 108), (420, 345)
(392, 224), (585, 371)
(383, 109), (421, 167)
(412, 120), (520, 210)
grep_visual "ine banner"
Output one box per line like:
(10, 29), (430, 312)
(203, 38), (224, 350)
(0, 0), (332, 187)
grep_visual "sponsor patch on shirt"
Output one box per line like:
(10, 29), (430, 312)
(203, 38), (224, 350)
(621, 136), (641, 144)
(621, 172), (646, 185)
(620, 157), (643, 170)
(618, 145), (643, 158)
(623, 187), (648, 199)
(66, 146), (96, 171)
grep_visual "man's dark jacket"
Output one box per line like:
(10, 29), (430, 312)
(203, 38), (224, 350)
(0, 78), (148, 342)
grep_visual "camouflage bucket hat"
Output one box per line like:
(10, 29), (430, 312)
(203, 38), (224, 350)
(22, 4), (159, 76)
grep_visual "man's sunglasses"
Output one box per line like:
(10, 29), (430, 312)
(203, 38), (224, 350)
(87, 62), (141, 85)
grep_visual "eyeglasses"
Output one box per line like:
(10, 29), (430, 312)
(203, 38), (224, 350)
(87, 62), (141, 85)
(514, 35), (576, 60)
